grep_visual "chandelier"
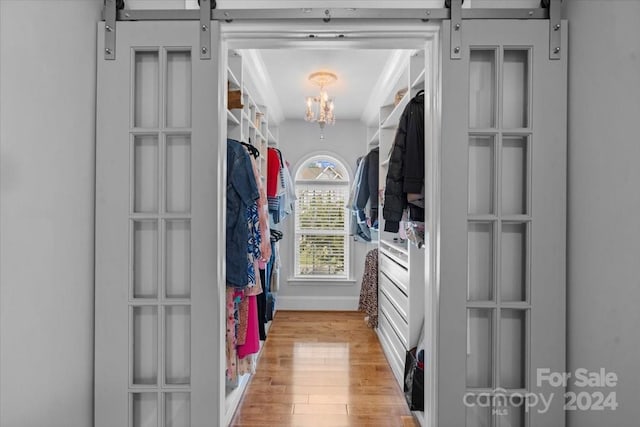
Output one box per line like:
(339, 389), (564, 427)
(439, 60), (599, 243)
(305, 71), (337, 139)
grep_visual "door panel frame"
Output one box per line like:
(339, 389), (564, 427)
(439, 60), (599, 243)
(218, 21), (442, 426)
(95, 20), (227, 427)
(439, 18), (567, 427)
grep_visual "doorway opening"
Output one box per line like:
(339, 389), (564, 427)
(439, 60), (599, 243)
(221, 21), (441, 426)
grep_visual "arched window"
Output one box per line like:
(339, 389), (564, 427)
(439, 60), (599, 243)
(294, 155), (350, 279)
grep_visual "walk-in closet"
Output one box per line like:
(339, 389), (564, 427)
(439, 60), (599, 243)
(221, 45), (433, 426)
(94, 5), (568, 427)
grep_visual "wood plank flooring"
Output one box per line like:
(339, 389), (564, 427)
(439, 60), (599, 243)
(230, 311), (420, 427)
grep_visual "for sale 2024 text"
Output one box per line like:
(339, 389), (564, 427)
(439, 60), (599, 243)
(538, 368), (619, 412)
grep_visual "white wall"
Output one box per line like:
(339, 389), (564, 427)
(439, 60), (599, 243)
(0, 1), (101, 426)
(275, 119), (375, 310)
(564, 1), (640, 426)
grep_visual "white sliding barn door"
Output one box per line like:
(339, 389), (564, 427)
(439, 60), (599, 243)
(439, 20), (568, 427)
(95, 21), (226, 427)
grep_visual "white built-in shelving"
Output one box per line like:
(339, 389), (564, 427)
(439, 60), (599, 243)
(373, 49), (427, 426)
(225, 49), (279, 423)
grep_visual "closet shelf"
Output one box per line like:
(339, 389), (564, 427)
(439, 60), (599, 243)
(381, 93), (409, 129)
(227, 67), (241, 89)
(380, 238), (409, 257)
(246, 114), (267, 141)
(368, 128), (380, 147)
(227, 110), (240, 126)
(254, 127), (266, 142)
(411, 69), (426, 89)
(244, 89), (265, 118)
(267, 130), (278, 146)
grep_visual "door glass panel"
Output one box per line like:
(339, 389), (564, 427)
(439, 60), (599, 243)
(166, 135), (191, 213)
(500, 309), (526, 389)
(165, 305), (191, 385)
(133, 306), (158, 385)
(467, 308), (493, 388)
(469, 49), (496, 129)
(134, 51), (159, 128)
(468, 222), (494, 301)
(501, 223), (527, 302)
(166, 50), (192, 128)
(502, 50), (529, 129)
(165, 220), (191, 299)
(165, 393), (190, 427)
(133, 221), (158, 299)
(466, 402), (492, 427)
(469, 135), (495, 214)
(499, 402), (524, 427)
(134, 136), (159, 213)
(132, 393), (158, 427)
(502, 137), (528, 215)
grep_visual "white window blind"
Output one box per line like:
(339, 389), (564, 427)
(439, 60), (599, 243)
(294, 182), (349, 278)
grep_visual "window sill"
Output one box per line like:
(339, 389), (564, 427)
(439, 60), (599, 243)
(287, 277), (357, 286)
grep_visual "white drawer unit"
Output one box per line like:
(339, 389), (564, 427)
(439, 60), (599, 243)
(377, 305), (406, 386)
(377, 241), (425, 391)
(380, 249), (410, 295)
(379, 286), (410, 348)
(380, 270), (409, 322)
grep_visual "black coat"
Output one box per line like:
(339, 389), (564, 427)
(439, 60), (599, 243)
(383, 91), (424, 232)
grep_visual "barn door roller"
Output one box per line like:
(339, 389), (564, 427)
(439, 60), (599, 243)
(548, 0), (562, 60)
(446, 0), (562, 60)
(103, 0), (215, 60)
(199, 0), (214, 60)
(103, 0), (121, 60)
(447, 0), (463, 60)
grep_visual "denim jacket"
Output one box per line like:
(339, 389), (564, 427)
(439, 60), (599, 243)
(227, 139), (259, 288)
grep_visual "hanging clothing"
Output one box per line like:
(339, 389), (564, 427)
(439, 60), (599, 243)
(266, 147), (281, 198)
(257, 268), (267, 341)
(349, 157), (371, 242)
(267, 147), (294, 224)
(349, 147), (380, 242)
(245, 203), (261, 289)
(237, 295), (260, 359)
(358, 248), (379, 328)
(383, 91), (425, 232)
(227, 139), (259, 287)
(281, 162), (296, 216)
(236, 292), (249, 346)
(250, 155), (271, 261)
(357, 147), (380, 224)
(225, 288), (241, 382)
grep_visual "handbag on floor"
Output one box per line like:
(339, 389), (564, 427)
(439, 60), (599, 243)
(403, 347), (424, 411)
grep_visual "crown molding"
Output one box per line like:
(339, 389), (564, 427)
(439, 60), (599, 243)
(242, 49), (286, 125)
(361, 49), (409, 126)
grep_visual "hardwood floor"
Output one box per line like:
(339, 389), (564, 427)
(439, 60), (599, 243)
(230, 311), (420, 427)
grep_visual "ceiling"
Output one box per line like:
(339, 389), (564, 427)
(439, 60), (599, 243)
(241, 49), (399, 124)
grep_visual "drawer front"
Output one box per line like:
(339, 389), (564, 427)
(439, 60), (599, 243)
(380, 251), (409, 294)
(379, 271), (409, 322)
(377, 309), (405, 386)
(379, 290), (409, 349)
